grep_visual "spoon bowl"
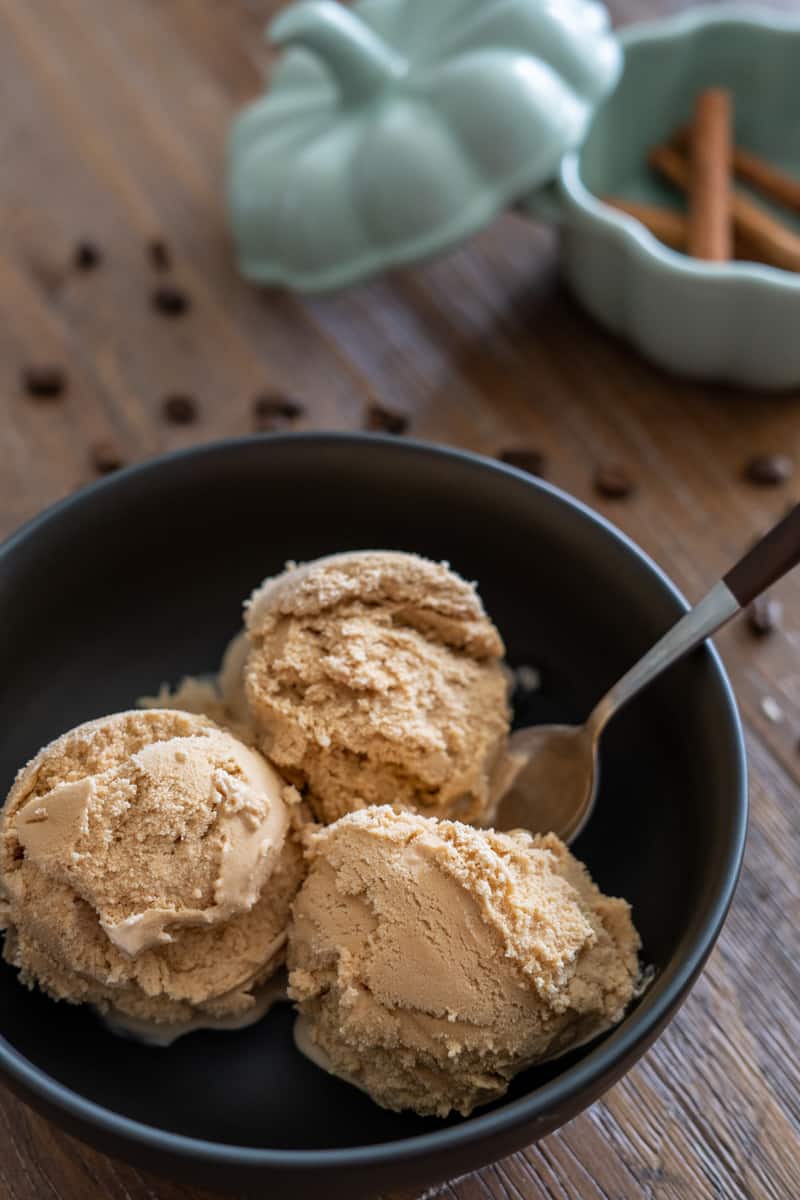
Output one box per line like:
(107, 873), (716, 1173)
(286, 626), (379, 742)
(498, 724), (598, 843)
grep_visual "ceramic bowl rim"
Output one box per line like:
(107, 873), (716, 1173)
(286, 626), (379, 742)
(0, 433), (748, 1171)
(559, 3), (800, 293)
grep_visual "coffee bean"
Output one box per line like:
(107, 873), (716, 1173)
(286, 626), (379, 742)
(747, 595), (782, 636)
(253, 393), (305, 430)
(74, 240), (101, 271)
(499, 448), (546, 477)
(364, 404), (409, 435)
(162, 394), (198, 425)
(152, 285), (190, 317)
(90, 438), (125, 475)
(22, 366), (66, 400)
(593, 464), (635, 499)
(148, 239), (171, 271)
(744, 454), (794, 486)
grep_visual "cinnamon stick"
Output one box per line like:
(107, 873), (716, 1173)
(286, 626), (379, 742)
(604, 195), (757, 261)
(673, 127), (800, 214)
(650, 144), (800, 273)
(689, 88), (733, 260)
(602, 198), (687, 250)
(732, 147), (800, 213)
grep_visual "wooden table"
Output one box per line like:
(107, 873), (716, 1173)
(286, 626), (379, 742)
(1, 1), (799, 1197)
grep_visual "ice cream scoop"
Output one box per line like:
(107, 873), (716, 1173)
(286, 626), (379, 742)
(288, 806), (641, 1118)
(0, 709), (304, 1036)
(243, 551), (520, 825)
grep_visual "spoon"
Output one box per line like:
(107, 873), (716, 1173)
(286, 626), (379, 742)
(497, 503), (800, 843)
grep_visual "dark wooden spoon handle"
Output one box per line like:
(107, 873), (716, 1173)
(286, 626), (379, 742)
(724, 503), (800, 606)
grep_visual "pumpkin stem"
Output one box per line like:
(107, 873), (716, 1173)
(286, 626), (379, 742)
(270, 1), (406, 104)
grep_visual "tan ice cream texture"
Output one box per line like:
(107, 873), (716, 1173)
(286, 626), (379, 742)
(0, 709), (304, 1028)
(243, 551), (519, 826)
(288, 806), (641, 1118)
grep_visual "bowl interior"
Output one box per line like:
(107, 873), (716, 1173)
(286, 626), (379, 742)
(579, 12), (800, 233)
(0, 436), (743, 1152)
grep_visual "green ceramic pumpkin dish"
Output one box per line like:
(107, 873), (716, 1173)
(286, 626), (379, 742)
(228, 0), (621, 291)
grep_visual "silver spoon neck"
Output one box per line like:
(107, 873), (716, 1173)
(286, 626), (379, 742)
(586, 579), (740, 737)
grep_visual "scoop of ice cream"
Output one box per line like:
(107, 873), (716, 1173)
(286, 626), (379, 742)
(243, 551), (518, 825)
(0, 709), (304, 1029)
(288, 807), (641, 1118)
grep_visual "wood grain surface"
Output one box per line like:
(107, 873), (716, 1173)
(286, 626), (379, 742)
(1, 1), (799, 1198)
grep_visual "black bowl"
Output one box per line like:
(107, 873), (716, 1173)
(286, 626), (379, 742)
(0, 435), (746, 1197)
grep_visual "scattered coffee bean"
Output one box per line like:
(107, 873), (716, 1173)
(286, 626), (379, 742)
(74, 240), (101, 271)
(744, 454), (794, 486)
(162, 393), (198, 425)
(253, 392), (305, 430)
(747, 595), (782, 636)
(148, 239), (171, 271)
(152, 285), (190, 317)
(90, 438), (125, 475)
(364, 404), (409, 435)
(499, 448), (546, 477)
(22, 365), (66, 400)
(593, 464), (635, 499)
